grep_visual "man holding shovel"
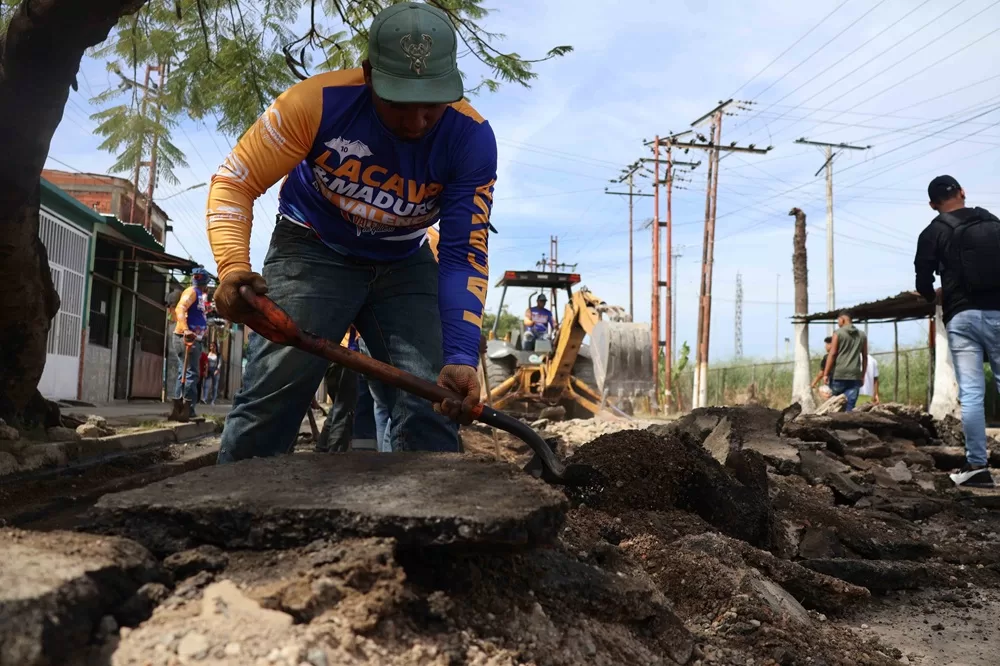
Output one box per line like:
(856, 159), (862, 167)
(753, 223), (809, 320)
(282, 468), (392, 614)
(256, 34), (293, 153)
(207, 2), (497, 462)
(172, 267), (210, 419)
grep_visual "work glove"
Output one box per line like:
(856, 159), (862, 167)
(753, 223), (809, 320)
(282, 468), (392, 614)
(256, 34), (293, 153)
(435, 364), (480, 425)
(213, 270), (268, 324)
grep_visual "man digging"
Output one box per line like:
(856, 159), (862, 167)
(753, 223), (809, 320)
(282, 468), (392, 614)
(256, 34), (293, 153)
(206, 2), (498, 461)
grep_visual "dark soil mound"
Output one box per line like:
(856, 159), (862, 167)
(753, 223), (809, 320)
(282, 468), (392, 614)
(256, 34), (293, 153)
(566, 429), (774, 548)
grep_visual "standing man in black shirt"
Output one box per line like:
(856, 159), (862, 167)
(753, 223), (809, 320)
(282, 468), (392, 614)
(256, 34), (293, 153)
(915, 175), (1000, 487)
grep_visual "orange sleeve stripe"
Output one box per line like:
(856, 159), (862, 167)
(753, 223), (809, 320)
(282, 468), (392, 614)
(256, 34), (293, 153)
(206, 70), (364, 282)
(426, 226), (440, 262)
(448, 99), (486, 124)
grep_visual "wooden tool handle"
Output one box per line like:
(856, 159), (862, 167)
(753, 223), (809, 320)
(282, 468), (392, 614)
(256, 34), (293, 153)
(239, 286), (472, 410)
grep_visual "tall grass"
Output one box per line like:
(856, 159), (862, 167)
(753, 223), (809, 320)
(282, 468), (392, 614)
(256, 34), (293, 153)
(671, 348), (933, 411)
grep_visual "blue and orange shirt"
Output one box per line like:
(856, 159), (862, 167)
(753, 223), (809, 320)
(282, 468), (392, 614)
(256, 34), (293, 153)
(525, 306), (554, 336)
(206, 68), (497, 368)
(174, 286), (208, 339)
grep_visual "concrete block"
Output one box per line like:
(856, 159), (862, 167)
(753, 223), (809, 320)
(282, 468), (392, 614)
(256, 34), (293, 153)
(0, 451), (18, 476)
(91, 453), (568, 554)
(169, 420), (217, 442)
(17, 443), (69, 472)
(0, 529), (161, 666)
(95, 429), (177, 453)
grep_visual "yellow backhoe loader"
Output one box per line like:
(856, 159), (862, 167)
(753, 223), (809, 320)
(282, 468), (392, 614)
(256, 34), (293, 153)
(483, 270), (654, 418)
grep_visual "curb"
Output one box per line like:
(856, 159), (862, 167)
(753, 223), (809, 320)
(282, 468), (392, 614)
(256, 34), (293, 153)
(1, 420), (220, 478)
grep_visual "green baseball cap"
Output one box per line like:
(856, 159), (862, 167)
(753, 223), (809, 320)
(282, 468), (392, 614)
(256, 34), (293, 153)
(368, 2), (463, 104)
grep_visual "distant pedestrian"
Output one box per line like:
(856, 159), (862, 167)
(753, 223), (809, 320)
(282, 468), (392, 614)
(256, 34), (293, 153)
(197, 349), (209, 405)
(202, 342), (221, 405)
(822, 312), (867, 412)
(915, 175), (1000, 487)
(812, 336), (834, 391)
(861, 353), (880, 405)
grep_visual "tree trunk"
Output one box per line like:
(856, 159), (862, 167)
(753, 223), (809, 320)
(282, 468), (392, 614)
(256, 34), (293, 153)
(0, 0), (146, 427)
(789, 207), (815, 413)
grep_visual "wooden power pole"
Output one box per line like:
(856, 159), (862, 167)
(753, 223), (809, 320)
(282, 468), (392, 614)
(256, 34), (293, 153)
(670, 100), (771, 408)
(794, 138), (871, 330)
(606, 161), (652, 322)
(638, 137), (698, 410)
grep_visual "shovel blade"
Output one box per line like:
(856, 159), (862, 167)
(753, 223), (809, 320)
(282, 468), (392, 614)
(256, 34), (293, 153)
(168, 398), (191, 423)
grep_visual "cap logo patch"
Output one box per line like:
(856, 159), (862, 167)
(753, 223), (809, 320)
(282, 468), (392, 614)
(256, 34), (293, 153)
(400, 33), (433, 75)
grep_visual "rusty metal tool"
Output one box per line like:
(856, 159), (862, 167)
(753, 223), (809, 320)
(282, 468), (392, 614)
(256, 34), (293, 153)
(168, 341), (194, 422)
(239, 287), (597, 486)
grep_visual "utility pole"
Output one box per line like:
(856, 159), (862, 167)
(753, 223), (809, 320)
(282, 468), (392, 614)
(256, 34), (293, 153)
(641, 137), (698, 410)
(606, 161), (652, 322)
(795, 138), (871, 332)
(735, 272), (743, 359)
(125, 62), (168, 233)
(775, 273), (780, 360)
(672, 249), (683, 365)
(535, 237), (576, 327)
(674, 100), (770, 408)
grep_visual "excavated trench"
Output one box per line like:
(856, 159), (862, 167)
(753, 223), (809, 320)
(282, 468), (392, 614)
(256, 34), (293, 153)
(4, 405), (1000, 665)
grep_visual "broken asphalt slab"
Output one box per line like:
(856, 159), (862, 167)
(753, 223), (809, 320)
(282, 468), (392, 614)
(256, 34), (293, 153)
(89, 453), (568, 554)
(0, 529), (163, 666)
(800, 558), (981, 593)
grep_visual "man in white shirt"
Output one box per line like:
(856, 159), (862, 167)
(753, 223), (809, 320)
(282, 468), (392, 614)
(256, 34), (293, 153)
(861, 354), (880, 405)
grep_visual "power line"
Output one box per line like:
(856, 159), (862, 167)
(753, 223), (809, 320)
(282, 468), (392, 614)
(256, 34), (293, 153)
(778, 6), (1000, 141)
(745, 0), (891, 105)
(729, 0), (853, 98)
(836, 102), (1000, 183)
(737, 0), (954, 136)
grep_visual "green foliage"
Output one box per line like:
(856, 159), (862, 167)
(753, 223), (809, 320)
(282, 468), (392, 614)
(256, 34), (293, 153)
(482, 305), (520, 339)
(62, 0), (571, 182)
(90, 103), (188, 185)
(672, 348), (936, 412)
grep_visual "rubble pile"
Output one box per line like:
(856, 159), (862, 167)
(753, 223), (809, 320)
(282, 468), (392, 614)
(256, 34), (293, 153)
(534, 417), (638, 454)
(5, 403), (1000, 665)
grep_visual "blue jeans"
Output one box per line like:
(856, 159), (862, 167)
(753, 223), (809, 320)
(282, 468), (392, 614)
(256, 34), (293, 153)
(202, 372), (219, 404)
(830, 379), (862, 412)
(946, 309), (1000, 468)
(357, 336), (393, 452)
(173, 335), (201, 412)
(218, 221), (458, 463)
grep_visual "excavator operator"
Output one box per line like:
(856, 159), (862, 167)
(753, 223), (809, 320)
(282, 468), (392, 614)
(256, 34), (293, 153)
(206, 2), (498, 463)
(523, 294), (554, 351)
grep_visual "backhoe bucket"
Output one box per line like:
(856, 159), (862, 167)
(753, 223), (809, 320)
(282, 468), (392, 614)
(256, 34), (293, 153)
(590, 321), (655, 398)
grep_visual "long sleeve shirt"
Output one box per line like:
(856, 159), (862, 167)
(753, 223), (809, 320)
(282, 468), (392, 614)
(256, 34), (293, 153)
(914, 207), (1000, 324)
(206, 68), (497, 368)
(173, 286), (207, 338)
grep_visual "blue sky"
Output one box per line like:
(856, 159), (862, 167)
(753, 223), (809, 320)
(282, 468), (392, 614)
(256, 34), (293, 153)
(46, 0), (1000, 361)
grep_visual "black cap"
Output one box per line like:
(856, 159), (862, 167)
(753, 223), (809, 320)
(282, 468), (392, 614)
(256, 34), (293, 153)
(928, 175), (962, 204)
(537, 294), (547, 302)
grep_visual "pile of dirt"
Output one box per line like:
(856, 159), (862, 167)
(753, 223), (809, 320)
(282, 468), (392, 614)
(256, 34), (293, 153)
(14, 401), (1000, 665)
(565, 429), (773, 548)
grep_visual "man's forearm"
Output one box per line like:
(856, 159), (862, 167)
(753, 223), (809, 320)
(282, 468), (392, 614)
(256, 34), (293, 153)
(915, 272), (937, 302)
